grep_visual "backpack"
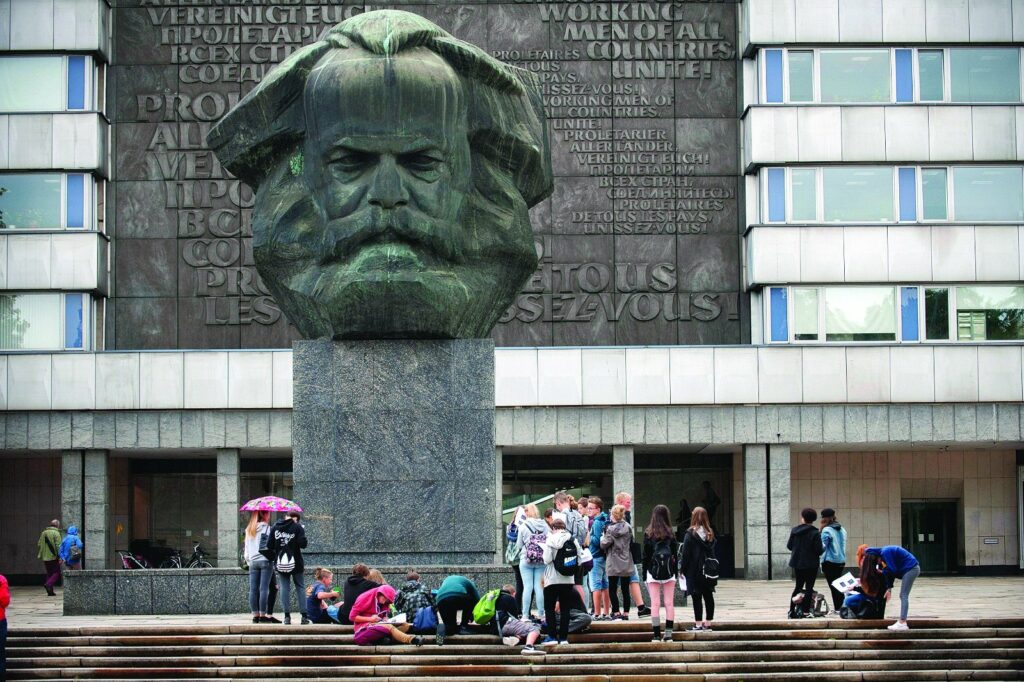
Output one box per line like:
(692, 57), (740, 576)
(649, 538), (675, 581)
(567, 512), (588, 549)
(69, 542), (83, 563)
(276, 550), (295, 574)
(524, 530), (546, 565)
(702, 540), (720, 584)
(413, 605), (438, 632)
(472, 589), (501, 625)
(258, 526), (276, 561)
(553, 535), (580, 576)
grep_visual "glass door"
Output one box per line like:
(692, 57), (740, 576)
(901, 500), (958, 574)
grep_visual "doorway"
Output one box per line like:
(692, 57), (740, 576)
(901, 500), (957, 574)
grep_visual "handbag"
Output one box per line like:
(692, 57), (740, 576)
(579, 547), (594, 572)
(258, 526), (276, 561)
(413, 605), (438, 632)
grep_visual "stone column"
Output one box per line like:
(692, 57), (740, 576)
(768, 444), (793, 580)
(83, 449), (109, 570)
(216, 449), (241, 568)
(61, 450), (84, 531)
(743, 444), (769, 579)
(495, 446), (504, 564)
(612, 445), (635, 505)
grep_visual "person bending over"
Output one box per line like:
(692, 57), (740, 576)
(434, 574), (480, 645)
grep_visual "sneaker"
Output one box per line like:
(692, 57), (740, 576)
(411, 636), (424, 646)
(539, 637), (559, 647)
(521, 645), (545, 655)
(301, 616), (310, 625)
(263, 615), (281, 623)
(651, 637), (662, 642)
(558, 640), (570, 645)
(689, 624), (704, 632)
(611, 613), (625, 621)
(283, 615), (291, 625)
(435, 625), (445, 647)
(252, 616), (259, 624)
(887, 621), (909, 631)
(703, 625), (713, 632)
(620, 614), (629, 621)
(503, 636), (520, 647)
(662, 632), (674, 641)
(637, 605), (651, 617)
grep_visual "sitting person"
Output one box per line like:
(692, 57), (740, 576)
(495, 584), (545, 655)
(394, 570), (434, 623)
(340, 564), (379, 625)
(305, 568), (338, 624)
(434, 574), (480, 646)
(545, 587), (593, 636)
(350, 584), (423, 646)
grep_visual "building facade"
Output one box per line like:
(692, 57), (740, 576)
(0, 0), (1022, 582)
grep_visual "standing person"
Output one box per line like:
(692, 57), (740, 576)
(59, 525), (84, 571)
(614, 492), (650, 617)
(586, 497), (610, 619)
(600, 504), (633, 620)
(340, 564), (379, 625)
(434, 574), (480, 645)
(864, 545), (921, 631)
(515, 503), (549, 620)
(541, 517), (582, 645)
(554, 491), (588, 605)
(1, 572), (9, 681)
(37, 520), (62, 596)
(268, 511), (308, 624)
(243, 510), (278, 623)
(679, 507), (717, 631)
(506, 505), (526, 600)
(642, 504), (678, 642)
(305, 567), (337, 624)
(787, 508), (823, 615)
(576, 495), (592, 611)
(674, 499), (692, 542)
(350, 585), (423, 646)
(819, 508), (848, 611)
(700, 482), (720, 529)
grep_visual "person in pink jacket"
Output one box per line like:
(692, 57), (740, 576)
(1, 573), (10, 680)
(350, 584), (423, 646)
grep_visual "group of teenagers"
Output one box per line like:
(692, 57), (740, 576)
(506, 491), (722, 643)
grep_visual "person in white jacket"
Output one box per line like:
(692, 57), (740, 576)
(541, 518), (583, 646)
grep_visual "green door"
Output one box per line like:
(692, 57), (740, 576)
(901, 501), (957, 574)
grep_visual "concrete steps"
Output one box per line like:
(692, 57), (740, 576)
(6, 619), (1024, 681)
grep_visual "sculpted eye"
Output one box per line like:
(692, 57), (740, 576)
(328, 150), (372, 172)
(400, 152), (443, 173)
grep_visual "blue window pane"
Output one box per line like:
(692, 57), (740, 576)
(895, 49), (913, 102)
(770, 287), (788, 342)
(67, 56), (86, 110)
(767, 168), (785, 222)
(66, 174), (84, 228)
(901, 287), (919, 341)
(64, 294), (84, 349)
(765, 50), (783, 103)
(898, 167), (917, 221)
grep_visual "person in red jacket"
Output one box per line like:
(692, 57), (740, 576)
(1, 573), (11, 681)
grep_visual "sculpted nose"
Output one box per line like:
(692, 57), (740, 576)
(367, 156), (409, 209)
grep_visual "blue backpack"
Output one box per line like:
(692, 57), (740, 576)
(413, 606), (438, 632)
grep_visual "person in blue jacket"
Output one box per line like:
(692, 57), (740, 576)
(864, 545), (920, 631)
(586, 497), (610, 620)
(58, 526), (84, 570)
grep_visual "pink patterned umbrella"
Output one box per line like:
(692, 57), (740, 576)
(239, 496), (303, 513)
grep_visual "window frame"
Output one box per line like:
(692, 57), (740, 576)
(759, 46), (1024, 105)
(0, 54), (95, 113)
(0, 291), (91, 352)
(0, 172), (95, 231)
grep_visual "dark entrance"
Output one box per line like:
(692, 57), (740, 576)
(901, 500), (957, 574)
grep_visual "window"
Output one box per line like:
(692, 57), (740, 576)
(0, 293), (89, 350)
(925, 288), (950, 340)
(793, 288), (819, 341)
(952, 167), (1024, 222)
(769, 287), (788, 342)
(822, 167), (894, 222)
(955, 286), (1024, 340)
(762, 47), (1024, 104)
(900, 287), (919, 341)
(762, 165), (1024, 224)
(0, 56), (92, 112)
(950, 48), (1021, 103)
(0, 173), (92, 230)
(824, 287), (896, 342)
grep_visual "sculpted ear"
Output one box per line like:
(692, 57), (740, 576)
(467, 67), (553, 209)
(205, 41), (332, 189)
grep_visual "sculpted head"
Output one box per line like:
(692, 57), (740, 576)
(207, 11), (552, 339)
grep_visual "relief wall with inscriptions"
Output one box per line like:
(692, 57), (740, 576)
(109, 0), (743, 349)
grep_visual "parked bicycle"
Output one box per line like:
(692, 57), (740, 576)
(159, 541), (214, 569)
(116, 550), (152, 570)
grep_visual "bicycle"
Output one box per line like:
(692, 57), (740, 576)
(159, 542), (214, 569)
(116, 550), (151, 570)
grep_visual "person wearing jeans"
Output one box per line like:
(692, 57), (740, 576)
(268, 511), (308, 624)
(515, 505), (549, 619)
(819, 508), (848, 611)
(865, 545), (921, 630)
(243, 511), (278, 623)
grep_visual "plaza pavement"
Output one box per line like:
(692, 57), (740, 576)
(6, 575), (1023, 628)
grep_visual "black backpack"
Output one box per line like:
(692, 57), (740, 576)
(702, 540), (720, 585)
(649, 538), (676, 581)
(553, 536), (580, 576)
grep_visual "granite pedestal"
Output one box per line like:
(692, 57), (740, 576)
(292, 339), (497, 566)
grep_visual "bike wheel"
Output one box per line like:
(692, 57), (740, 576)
(197, 560), (213, 569)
